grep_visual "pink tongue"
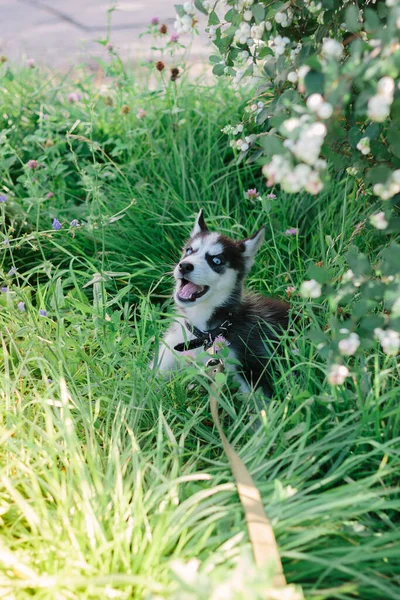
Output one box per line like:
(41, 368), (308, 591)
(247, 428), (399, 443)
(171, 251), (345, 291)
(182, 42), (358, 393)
(179, 281), (202, 299)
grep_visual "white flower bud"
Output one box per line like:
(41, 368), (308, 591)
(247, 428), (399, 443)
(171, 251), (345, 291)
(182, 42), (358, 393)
(322, 38), (343, 59)
(374, 328), (400, 355)
(287, 71), (298, 83)
(300, 279), (322, 298)
(328, 364), (349, 385)
(307, 93), (324, 112)
(317, 102), (333, 119)
(369, 211), (388, 229)
(338, 333), (360, 356)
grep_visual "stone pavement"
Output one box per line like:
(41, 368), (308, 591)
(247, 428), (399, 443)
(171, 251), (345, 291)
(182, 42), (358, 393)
(1, 0), (210, 69)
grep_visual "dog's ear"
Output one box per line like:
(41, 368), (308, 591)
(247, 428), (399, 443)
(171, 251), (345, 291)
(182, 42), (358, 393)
(191, 209), (208, 237)
(240, 226), (265, 272)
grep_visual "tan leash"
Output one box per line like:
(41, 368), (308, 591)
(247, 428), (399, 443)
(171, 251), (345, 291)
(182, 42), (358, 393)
(206, 352), (286, 588)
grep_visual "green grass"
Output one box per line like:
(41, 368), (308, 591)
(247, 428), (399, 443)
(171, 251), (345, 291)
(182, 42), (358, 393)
(0, 57), (399, 600)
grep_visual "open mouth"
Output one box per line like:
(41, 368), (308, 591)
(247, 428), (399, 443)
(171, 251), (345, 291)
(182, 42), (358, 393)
(177, 278), (210, 302)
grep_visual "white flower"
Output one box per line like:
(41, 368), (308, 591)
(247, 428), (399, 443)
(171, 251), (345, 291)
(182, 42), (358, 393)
(322, 38), (343, 59)
(207, 25), (218, 40)
(243, 9), (253, 20)
(265, 20), (272, 31)
(298, 65), (310, 81)
(377, 76), (395, 98)
(357, 136), (371, 155)
(374, 328), (400, 355)
(342, 269), (354, 282)
(370, 211), (388, 230)
(250, 22), (265, 40)
(392, 169), (400, 184)
(317, 102), (333, 119)
(262, 154), (291, 185)
(175, 12), (195, 34)
(183, 2), (196, 14)
(287, 71), (298, 83)
(307, 93), (324, 112)
(338, 333), (360, 356)
(368, 94), (392, 122)
(275, 11), (285, 23)
(315, 158), (327, 170)
(282, 164), (311, 192)
(282, 117), (301, 134)
(305, 170), (323, 194)
(292, 122), (327, 165)
(300, 279), (322, 298)
(328, 364), (349, 385)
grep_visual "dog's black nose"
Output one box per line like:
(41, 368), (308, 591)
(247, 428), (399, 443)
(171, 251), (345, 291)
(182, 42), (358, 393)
(179, 262), (194, 274)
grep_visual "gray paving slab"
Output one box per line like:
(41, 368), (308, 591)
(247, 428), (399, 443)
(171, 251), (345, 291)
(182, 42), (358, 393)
(0, 0), (211, 69)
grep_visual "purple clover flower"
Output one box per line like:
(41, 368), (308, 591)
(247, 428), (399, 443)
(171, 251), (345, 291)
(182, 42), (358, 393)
(266, 192), (276, 199)
(46, 192), (54, 199)
(67, 92), (82, 103)
(17, 301), (25, 312)
(52, 218), (62, 231)
(245, 188), (259, 200)
(0, 195), (7, 203)
(170, 33), (180, 42)
(27, 58), (35, 68)
(39, 309), (47, 317)
(151, 17), (159, 25)
(285, 228), (299, 236)
(27, 159), (38, 169)
(106, 42), (114, 51)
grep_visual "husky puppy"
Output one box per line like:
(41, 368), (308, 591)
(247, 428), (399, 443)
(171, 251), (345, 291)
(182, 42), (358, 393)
(151, 210), (289, 396)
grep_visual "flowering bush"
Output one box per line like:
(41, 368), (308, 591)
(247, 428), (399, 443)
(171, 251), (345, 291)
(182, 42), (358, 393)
(299, 241), (400, 386)
(176, 0), (400, 208)
(174, 0), (400, 386)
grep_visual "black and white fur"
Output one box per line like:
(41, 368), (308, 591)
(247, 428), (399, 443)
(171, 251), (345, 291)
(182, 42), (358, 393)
(151, 210), (289, 396)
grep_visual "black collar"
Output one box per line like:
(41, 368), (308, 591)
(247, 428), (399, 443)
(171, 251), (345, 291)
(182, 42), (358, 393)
(174, 312), (234, 353)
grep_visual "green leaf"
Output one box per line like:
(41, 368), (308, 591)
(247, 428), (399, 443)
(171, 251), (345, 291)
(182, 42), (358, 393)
(364, 122), (380, 140)
(251, 3), (265, 23)
(256, 108), (269, 126)
(366, 165), (391, 185)
(225, 8), (236, 22)
(257, 46), (273, 59)
(380, 243), (400, 276)
(212, 63), (225, 76)
(346, 246), (371, 276)
(364, 8), (380, 32)
(174, 4), (185, 18)
(259, 134), (284, 156)
(209, 55), (221, 64)
(307, 265), (331, 284)
(348, 127), (362, 148)
(208, 10), (220, 25)
(345, 4), (360, 32)
(194, 0), (208, 15)
(304, 70), (325, 95)
(387, 128), (400, 159)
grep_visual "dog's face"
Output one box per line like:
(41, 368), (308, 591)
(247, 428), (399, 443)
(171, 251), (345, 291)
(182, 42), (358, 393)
(173, 210), (265, 308)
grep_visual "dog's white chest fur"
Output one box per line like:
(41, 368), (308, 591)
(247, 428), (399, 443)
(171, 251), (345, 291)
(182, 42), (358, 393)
(151, 316), (249, 392)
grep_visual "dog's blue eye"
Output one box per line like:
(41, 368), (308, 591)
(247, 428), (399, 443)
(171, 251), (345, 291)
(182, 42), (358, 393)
(212, 256), (222, 265)
(186, 248), (193, 255)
